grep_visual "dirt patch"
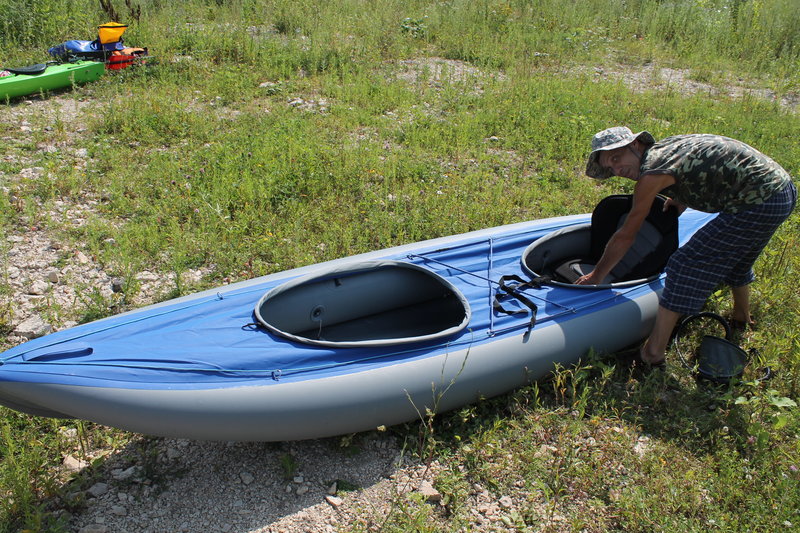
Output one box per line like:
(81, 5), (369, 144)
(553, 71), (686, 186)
(390, 57), (508, 93)
(584, 62), (798, 112)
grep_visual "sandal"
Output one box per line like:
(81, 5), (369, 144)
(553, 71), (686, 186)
(634, 345), (666, 371)
(729, 318), (754, 332)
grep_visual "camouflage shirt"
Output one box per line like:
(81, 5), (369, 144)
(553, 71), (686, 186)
(640, 134), (792, 213)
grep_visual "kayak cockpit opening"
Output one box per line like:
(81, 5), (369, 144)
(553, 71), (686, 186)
(254, 260), (471, 347)
(522, 194), (679, 289)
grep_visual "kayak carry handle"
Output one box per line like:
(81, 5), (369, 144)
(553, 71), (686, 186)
(22, 343), (93, 362)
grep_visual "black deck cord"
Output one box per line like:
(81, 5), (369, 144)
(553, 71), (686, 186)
(493, 274), (548, 331)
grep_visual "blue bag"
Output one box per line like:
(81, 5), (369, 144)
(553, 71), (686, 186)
(48, 39), (125, 60)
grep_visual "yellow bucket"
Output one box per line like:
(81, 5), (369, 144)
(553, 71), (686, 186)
(98, 22), (128, 44)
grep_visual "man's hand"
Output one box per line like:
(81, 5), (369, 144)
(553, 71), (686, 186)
(663, 197), (686, 214)
(574, 272), (600, 285)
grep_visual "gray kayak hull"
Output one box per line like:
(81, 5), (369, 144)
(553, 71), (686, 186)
(0, 288), (657, 441)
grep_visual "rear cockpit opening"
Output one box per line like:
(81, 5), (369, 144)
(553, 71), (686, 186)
(254, 261), (470, 347)
(522, 194), (679, 289)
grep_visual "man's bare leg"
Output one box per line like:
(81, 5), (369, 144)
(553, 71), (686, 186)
(640, 305), (682, 364)
(731, 284), (753, 326)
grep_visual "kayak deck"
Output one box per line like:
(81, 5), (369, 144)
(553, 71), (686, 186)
(0, 209), (716, 391)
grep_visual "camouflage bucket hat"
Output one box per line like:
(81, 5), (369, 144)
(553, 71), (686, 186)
(585, 126), (655, 179)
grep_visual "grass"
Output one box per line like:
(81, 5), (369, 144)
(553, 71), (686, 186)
(364, 349), (800, 531)
(1, 0), (799, 531)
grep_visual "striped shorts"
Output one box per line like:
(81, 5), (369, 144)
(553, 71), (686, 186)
(661, 181), (797, 315)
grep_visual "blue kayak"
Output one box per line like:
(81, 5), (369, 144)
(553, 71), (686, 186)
(0, 198), (715, 441)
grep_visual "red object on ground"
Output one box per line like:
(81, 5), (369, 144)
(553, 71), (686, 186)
(106, 54), (137, 70)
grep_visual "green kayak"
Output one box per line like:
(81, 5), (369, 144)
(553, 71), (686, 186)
(0, 60), (104, 100)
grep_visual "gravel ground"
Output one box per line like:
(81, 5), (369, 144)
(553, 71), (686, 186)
(66, 434), (414, 533)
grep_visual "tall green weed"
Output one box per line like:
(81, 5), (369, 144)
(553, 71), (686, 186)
(3, 1), (799, 80)
(0, 0), (94, 49)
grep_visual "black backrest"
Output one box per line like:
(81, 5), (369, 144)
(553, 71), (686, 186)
(589, 194), (680, 281)
(6, 63), (48, 76)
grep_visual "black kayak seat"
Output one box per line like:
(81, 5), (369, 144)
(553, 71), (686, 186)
(5, 63), (48, 76)
(551, 194), (679, 284)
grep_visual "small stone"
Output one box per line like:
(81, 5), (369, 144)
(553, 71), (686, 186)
(166, 447), (181, 460)
(75, 251), (90, 264)
(79, 526), (109, 533)
(62, 455), (88, 472)
(499, 495), (513, 509)
(14, 315), (52, 339)
(19, 167), (44, 178)
(87, 482), (109, 498)
(46, 271), (60, 283)
(240, 471), (255, 485)
(296, 485), (309, 495)
(136, 270), (158, 282)
(110, 504), (127, 516)
(327, 482), (338, 495)
(325, 495), (343, 508)
(28, 279), (49, 295)
(418, 480), (441, 502)
(112, 466), (141, 481)
(634, 436), (650, 457)
(293, 475), (304, 484)
(58, 427), (78, 440)
(259, 81), (282, 95)
(111, 278), (125, 293)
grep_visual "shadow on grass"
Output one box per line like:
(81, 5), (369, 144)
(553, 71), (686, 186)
(413, 345), (761, 465)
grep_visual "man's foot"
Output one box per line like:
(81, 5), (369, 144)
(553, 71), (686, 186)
(729, 316), (755, 332)
(638, 344), (666, 368)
